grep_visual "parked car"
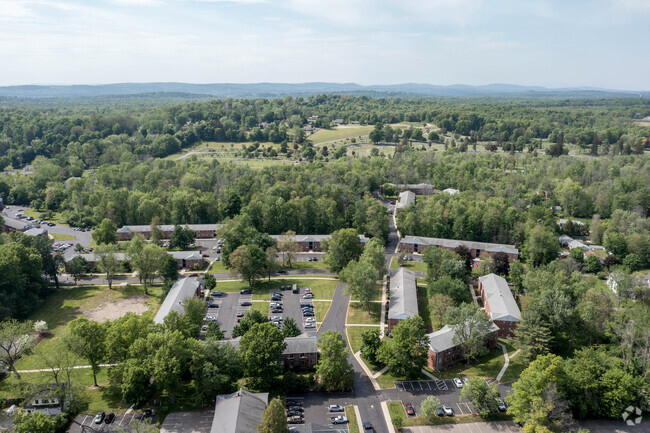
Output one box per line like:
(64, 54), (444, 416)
(304, 323), (316, 329)
(287, 406), (303, 412)
(208, 303), (219, 308)
(286, 411), (303, 417)
(303, 311), (314, 316)
(271, 316), (283, 322)
(331, 416), (348, 424)
(211, 291), (223, 297)
(436, 405), (445, 416)
(236, 312), (244, 317)
(328, 404), (344, 412)
(277, 270), (288, 274)
(286, 400), (302, 407)
(497, 399), (507, 412)
(302, 294), (313, 299)
(292, 287), (300, 294)
(105, 413), (115, 424)
(443, 405), (454, 416)
(94, 412), (105, 424)
(143, 409), (153, 419)
(240, 301), (252, 306)
(363, 421), (374, 430)
(240, 289), (252, 294)
(201, 325), (208, 332)
(287, 416), (303, 424)
(453, 378), (463, 388)
(405, 402), (415, 416)
(271, 309), (283, 314)
(462, 376), (469, 384)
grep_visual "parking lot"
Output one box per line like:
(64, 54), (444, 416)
(285, 395), (353, 432)
(208, 292), (244, 338)
(266, 285), (318, 336)
(402, 421), (521, 433)
(69, 411), (154, 432)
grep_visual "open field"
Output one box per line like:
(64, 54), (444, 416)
(14, 284), (164, 370)
(390, 257), (428, 273)
(347, 325), (380, 354)
(50, 232), (77, 241)
(313, 301), (331, 323)
(309, 125), (373, 144)
(431, 339), (520, 381)
(281, 260), (329, 270)
(347, 302), (382, 325)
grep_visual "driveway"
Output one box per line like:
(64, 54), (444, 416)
(159, 408), (214, 433)
(68, 411), (154, 432)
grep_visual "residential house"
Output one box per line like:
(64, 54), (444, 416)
(2, 217), (28, 233)
(396, 191), (416, 210)
(426, 322), (499, 370)
(331, 119), (344, 125)
(398, 236), (520, 262)
(387, 268), (419, 333)
(21, 384), (69, 416)
(477, 274), (521, 338)
(269, 234), (368, 252)
(116, 224), (222, 241)
(153, 278), (202, 324)
(224, 334), (319, 371)
(557, 219), (585, 230)
(24, 227), (48, 237)
(210, 390), (268, 433)
(442, 188), (460, 195)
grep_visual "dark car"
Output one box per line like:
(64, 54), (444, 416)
(286, 400), (302, 407)
(303, 311), (314, 317)
(105, 413), (115, 424)
(240, 301), (252, 306)
(277, 270), (288, 274)
(287, 406), (303, 412)
(208, 303), (219, 308)
(143, 409), (153, 419)
(211, 291), (223, 297)
(286, 411), (303, 417)
(240, 289), (252, 294)
(363, 421), (373, 430)
(405, 402), (415, 416)
(292, 287), (300, 294)
(94, 412), (105, 424)
(236, 312), (244, 317)
(271, 309), (283, 314)
(436, 405), (445, 416)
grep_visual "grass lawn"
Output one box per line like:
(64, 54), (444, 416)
(50, 233), (77, 241)
(209, 278), (337, 301)
(432, 339), (516, 380)
(347, 302), (381, 325)
(14, 284), (164, 370)
(345, 406), (359, 432)
(417, 286), (433, 331)
(313, 301), (331, 323)
(250, 301), (270, 315)
(350, 283), (382, 302)
(22, 208), (69, 226)
(346, 325), (380, 353)
(282, 260), (329, 271)
(309, 126), (373, 144)
(208, 259), (229, 274)
(501, 352), (526, 383)
(389, 257), (428, 273)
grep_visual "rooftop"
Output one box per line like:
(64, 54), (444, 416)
(478, 273), (521, 322)
(210, 389), (268, 433)
(400, 236), (519, 255)
(427, 321), (500, 353)
(153, 278), (201, 324)
(397, 190), (416, 209)
(388, 268), (419, 321)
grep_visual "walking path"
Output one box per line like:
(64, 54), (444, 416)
(379, 275), (388, 337)
(421, 368), (440, 381)
(380, 401), (395, 433)
(469, 283), (479, 306)
(495, 343), (520, 381)
(17, 363), (117, 373)
(353, 405), (364, 433)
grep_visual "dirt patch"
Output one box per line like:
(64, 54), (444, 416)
(84, 295), (151, 322)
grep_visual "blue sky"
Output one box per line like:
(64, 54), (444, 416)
(1, 0), (648, 89)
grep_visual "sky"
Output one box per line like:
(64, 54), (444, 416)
(0, 0), (648, 89)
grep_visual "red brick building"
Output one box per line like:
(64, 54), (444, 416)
(426, 322), (500, 370)
(225, 334), (319, 372)
(477, 273), (521, 338)
(116, 224), (222, 241)
(398, 236), (519, 262)
(270, 234), (369, 252)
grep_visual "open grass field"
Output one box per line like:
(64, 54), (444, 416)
(350, 283), (382, 302)
(309, 126), (373, 144)
(432, 339), (518, 381)
(313, 301), (331, 323)
(417, 285), (433, 331)
(14, 284), (164, 371)
(346, 325), (380, 354)
(389, 257), (428, 273)
(347, 302), (381, 325)
(250, 301), (270, 315)
(209, 278), (338, 300)
(207, 259), (229, 274)
(281, 260), (329, 271)
(345, 406), (360, 432)
(50, 232), (77, 241)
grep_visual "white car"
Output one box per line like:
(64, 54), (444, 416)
(453, 378), (463, 388)
(305, 318), (316, 323)
(304, 323), (316, 329)
(270, 316), (283, 322)
(328, 404), (344, 412)
(302, 294), (313, 299)
(443, 405), (454, 416)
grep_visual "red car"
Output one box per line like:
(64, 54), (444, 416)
(405, 402), (415, 416)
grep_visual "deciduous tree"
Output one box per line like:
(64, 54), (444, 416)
(0, 319), (34, 380)
(258, 397), (289, 433)
(93, 218), (117, 245)
(240, 322), (286, 389)
(377, 316), (428, 377)
(315, 330), (354, 391)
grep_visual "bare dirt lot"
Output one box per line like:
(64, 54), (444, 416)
(84, 295), (151, 321)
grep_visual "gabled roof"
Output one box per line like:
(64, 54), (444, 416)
(399, 236), (519, 255)
(427, 321), (500, 353)
(210, 389), (268, 433)
(478, 273), (521, 322)
(24, 227), (48, 237)
(153, 278), (200, 324)
(3, 218), (28, 231)
(284, 334), (318, 354)
(388, 268), (419, 321)
(397, 191), (416, 209)
(269, 234), (369, 244)
(118, 224), (222, 233)
(568, 240), (590, 251)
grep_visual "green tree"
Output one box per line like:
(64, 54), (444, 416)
(191, 339), (242, 404)
(229, 244), (266, 286)
(232, 309), (268, 338)
(258, 397), (289, 433)
(603, 231), (628, 257)
(150, 216), (164, 245)
(315, 330), (354, 391)
(0, 319), (34, 380)
(584, 254), (602, 273)
(428, 276), (470, 305)
(204, 273), (217, 292)
(277, 231), (301, 268)
(169, 225), (195, 250)
(158, 251), (179, 285)
(341, 260), (379, 312)
(523, 225), (560, 266)
(205, 322), (225, 340)
(92, 218), (117, 245)
(104, 313), (153, 363)
(282, 317), (302, 338)
(360, 237), (386, 274)
(419, 395), (442, 420)
(513, 310), (553, 365)
(67, 255), (88, 284)
(446, 303), (495, 365)
(360, 328), (381, 364)
(126, 234), (147, 284)
(568, 248), (584, 263)
(323, 228), (363, 273)
(491, 252), (510, 276)
(240, 322), (286, 389)
(461, 377), (499, 415)
(13, 410), (64, 433)
(622, 253), (641, 272)
(138, 244), (166, 294)
(263, 246), (279, 281)
(377, 316), (429, 377)
(94, 243), (121, 290)
(429, 293), (453, 329)
(65, 317), (107, 386)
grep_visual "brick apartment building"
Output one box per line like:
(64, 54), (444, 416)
(477, 273), (521, 338)
(387, 267), (419, 333)
(398, 236), (520, 262)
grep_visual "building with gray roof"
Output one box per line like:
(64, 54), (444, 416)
(210, 389), (268, 433)
(269, 233), (369, 252)
(397, 190), (416, 210)
(388, 268), (419, 333)
(478, 273), (521, 337)
(398, 235), (519, 262)
(153, 278), (202, 324)
(426, 321), (500, 370)
(24, 227), (48, 237)
(223, 333), (319, 371)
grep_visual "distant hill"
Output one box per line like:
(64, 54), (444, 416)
(0, 82), (648, 99)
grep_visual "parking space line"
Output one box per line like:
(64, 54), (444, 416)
(426, 381), (431, 390)
(456, 403), (465, 414)
(118, 413), (126, 426)
(81, 415), (89, 426)
(418, 381), (423, 391)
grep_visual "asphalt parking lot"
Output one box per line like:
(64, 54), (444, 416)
(402, 421), (521, 433)
(285, 394), (353, 432)
(69, 411), (154, 432)
(213, 292), (242, 338)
